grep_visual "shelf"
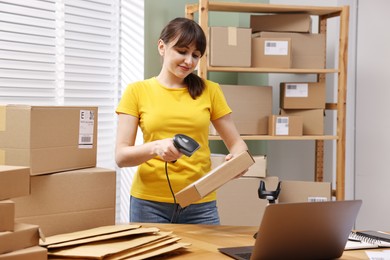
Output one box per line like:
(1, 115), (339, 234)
(207, 67), (338, 74)
(186, 2), (343, 17)
(187, 0), (350, 200)
(209, 135), (338, 141)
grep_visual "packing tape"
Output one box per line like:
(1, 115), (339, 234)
(227, 27), (237, 46)
(0, 106), (5, 132)
(0, 150), (4, 164)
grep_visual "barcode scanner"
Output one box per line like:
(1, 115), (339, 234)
(172, 134), (200, 162)
(166, 134), (200, 222)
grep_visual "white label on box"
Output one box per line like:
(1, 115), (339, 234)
(275, 117), (289, 135)
(264, 41), (289, 55)
(79, 110), (95, 149)
(285, 83), (309, 97)
(227, 27), (237, 46)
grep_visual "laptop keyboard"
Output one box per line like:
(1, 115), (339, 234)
(236, 252), (252, 260)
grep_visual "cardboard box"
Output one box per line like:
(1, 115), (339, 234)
(268, 115), (303, 136)
(257, 31), (326, 69)
(0, 166), (30, 200)
(217, 176), (279, 226)
(16, 208), (115, 237)
(12, 167), (116, 236)
(209, 85), (272, 135)
(211, 153), (266, 177)
(175, 150), (255, 207)
(209, 27), (252, 67)
(281, 109), (324, 135)
(250, 13), (312, 33)
(0, 105), (98, 175)
(280, 82), (326, 109)
(0, 200), (15, 232)
(251, 37), (292, 68)
(0, 223), (40, 255)
(0, 246), (47, 260)
(278, 180), (332, 202)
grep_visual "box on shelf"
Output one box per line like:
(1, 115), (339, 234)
(0, 105), (98, 175)
(250, 13), (312, 33)
(0, 223), (40, 255)
(278, 180), (332, 202)
(0, 246), (47, 260)
(268, 115), (303, 136)
(175, 150), (255, 208)
(209, 27), (252, 67)
(0, 200), (15, 232)
(209, 85), (272, 135)
(12, 167), (116, 236)
(280, 82), (326, 109)
(0, 166), (30, 200)
(217, 176), (279, 226)
(280, 109), (324, 135)
(251, 37), (292, 68)
(211, 153), (266, 178)
(257, 31), (326, 69)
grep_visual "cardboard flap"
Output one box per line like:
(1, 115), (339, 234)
(40, 224), (140, 247)
(47, 227), (160, 249)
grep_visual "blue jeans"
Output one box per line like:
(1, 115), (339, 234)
(130, 196), (220, 225)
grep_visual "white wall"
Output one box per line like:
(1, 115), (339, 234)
(355, 0), (390, 230)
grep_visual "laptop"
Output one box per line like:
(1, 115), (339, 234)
(219, 200), (362, 260)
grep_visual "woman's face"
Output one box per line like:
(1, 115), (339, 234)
(158, 37), (201, 80)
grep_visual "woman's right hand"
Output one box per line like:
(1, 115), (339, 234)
(153, 138), (183, 162)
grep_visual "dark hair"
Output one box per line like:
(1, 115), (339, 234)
(159, 17), (206, 99)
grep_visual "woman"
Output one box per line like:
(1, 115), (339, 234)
(115, 17), (248, 224)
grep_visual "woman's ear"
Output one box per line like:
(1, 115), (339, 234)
(157, 39), (165, 56)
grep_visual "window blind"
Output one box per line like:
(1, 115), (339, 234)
(0, 0), (120, 169)
(0, 0), (144, 224)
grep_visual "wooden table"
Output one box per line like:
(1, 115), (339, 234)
(142, 223), (379, 259)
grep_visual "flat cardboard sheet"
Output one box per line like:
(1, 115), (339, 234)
(41, 224), (140, 247)
(47, 227), (159, 249)
(41, 224), (191, 259)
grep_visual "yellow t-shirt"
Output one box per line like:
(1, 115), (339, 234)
(116, 77), (231, 203)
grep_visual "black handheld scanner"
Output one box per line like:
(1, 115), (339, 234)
(172, 134), (200, 157)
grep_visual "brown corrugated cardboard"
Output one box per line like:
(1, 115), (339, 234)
(210, 85), (272, 135)
(0, 223), (40, 255)
(280, 82), (326, 109)
(278, 180), (332, 202)
(217, 176), (279, 226)
(250, 14), (312, 33)
(0, 166), (30, 200)
(257, 31), (326, 69)
(209, 27), (251, 67)
(40, 224), (142, 247)
(211, 153), (266, 177)
(0, 105), (98, 175)
(0, 246), (47, 260)
(252, 37), (292, 68)
(41, 225), (188, 259)
(0, 200), (15, 232)
(268, 115), (303, 136)
(281, 109), (324, 135)
(175, 150), (255, 208)
(12, 167), (116, 236)
(13, 167), (115, 217)
(16, 208), (116, 237)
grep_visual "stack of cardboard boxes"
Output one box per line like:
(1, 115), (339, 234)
(207, 14), (330, 226)
(0, 165), (47, 259)
(208, 13), (327, 136)
(0, 105), (116, 238)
